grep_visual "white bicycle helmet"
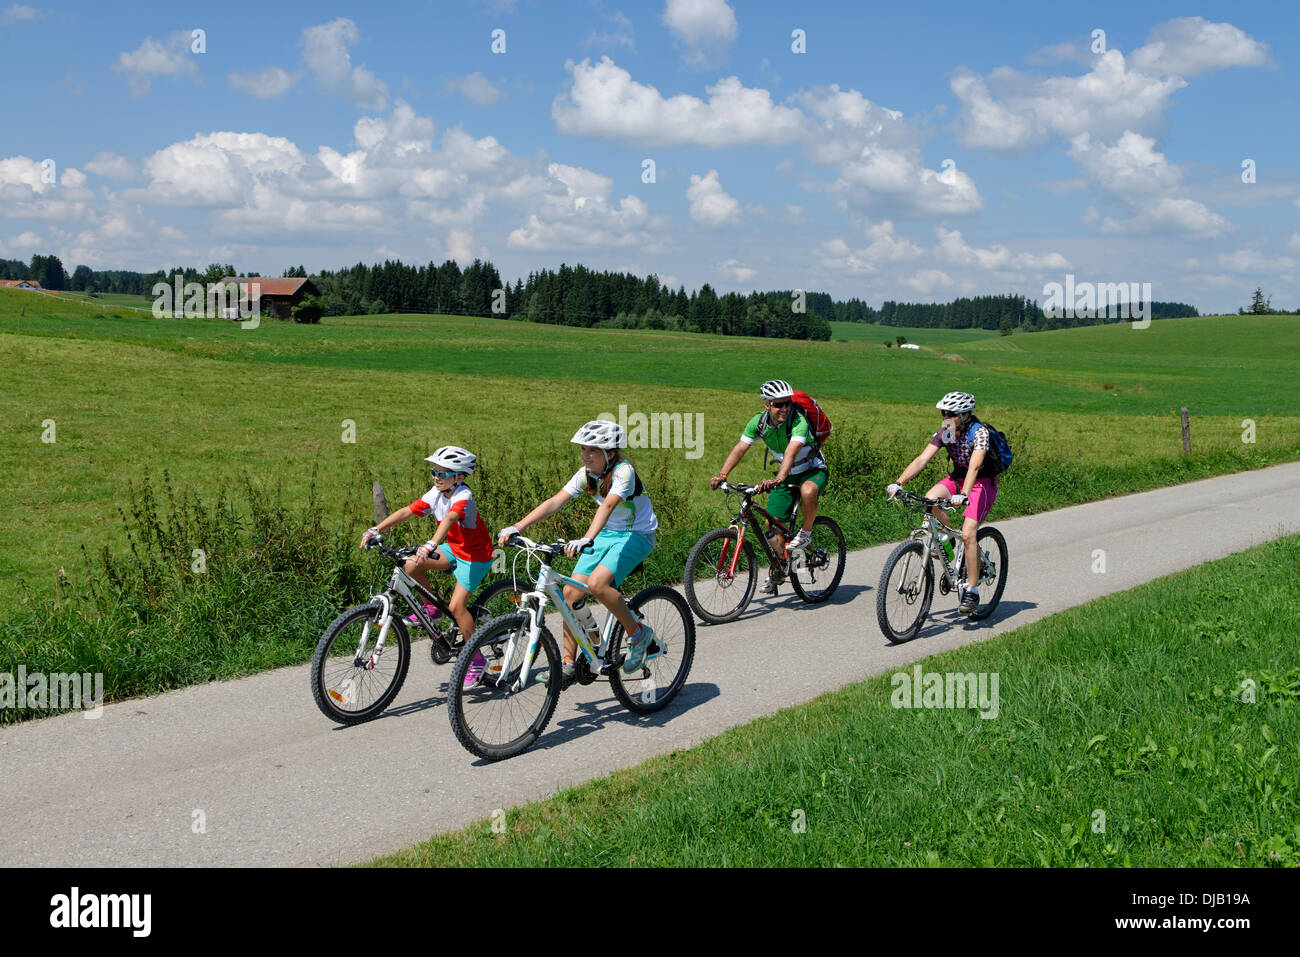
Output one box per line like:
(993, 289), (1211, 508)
(760, 379), (794, 401)
(570, 420), (626, 450)
(936, 392), (976, 415)
(425, 445), (477, 475)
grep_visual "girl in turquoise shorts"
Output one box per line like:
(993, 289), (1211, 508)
(497, 420), (658, 680)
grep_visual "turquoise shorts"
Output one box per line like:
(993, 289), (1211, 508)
(572, 529), (655, 587)
(435, 544), (493, 594)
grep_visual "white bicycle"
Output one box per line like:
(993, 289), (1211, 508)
(447, 533), (696, 761)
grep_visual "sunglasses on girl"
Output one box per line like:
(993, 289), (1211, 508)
(430, 469), (460, 479)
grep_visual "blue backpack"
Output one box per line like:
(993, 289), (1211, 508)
(968, 420), (1013, 476)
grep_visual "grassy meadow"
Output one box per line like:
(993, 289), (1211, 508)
(1, 285), (1297, 715)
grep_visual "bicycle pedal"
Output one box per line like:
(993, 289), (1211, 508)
(599, 655), (625, 676)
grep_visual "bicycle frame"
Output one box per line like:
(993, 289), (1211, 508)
(492, 544), (628, 693)
(718, 494), (795, 580)
(896, 498), (994, 597)
(357, 559), (452, 665)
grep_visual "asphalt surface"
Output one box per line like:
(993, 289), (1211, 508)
(3, 461), (1298, 866)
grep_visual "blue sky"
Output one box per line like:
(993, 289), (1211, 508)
(1, 0), (1295, 312)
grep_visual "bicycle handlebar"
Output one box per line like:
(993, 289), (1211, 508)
(891, 489), (959, 510)
(363, 535), (420, 563)
(717, 480), (762, 496)
(502, 533), (593, 556)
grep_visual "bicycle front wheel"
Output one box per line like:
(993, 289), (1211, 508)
(964, 526), (1009, 621)
(447, 612), (561, 761)
(875, 541), (934, 643)
(608, 586), (696, 714)
(310, 603), (411, 724)
(789, 516), (847, 604)
(684, 527), (757, 624)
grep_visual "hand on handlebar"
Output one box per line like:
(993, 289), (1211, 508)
(361, 527), (382, 550)
(497, 525), (520, 548)
(887, 483), (902, 499)
(564, 536), (594, 558)
(710, 473), (727, 490)
(759, 477), (781, 493)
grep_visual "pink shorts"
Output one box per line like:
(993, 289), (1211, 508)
(939, 475), (997, 523)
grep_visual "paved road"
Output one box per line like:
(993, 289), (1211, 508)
(3, 462), (1298, 866)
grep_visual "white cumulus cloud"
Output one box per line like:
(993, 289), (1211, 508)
(302, 18), (388, 110)
(114, 32), (198, 97)
(444, 72), (501, 106)
(84, 152), (135, 180)
(553, 57), (804, 148)
(229, 66), (301, 100)
(686, 169), (740, 227)
(663, 0), (738, 67)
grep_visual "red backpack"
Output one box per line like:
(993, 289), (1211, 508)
(757, 391), (833, 455)
(790, 390), (833, 448)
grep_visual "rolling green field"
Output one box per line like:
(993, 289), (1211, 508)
(372, 533), (1300, 867)
(3, 286), (1297, 604)
(830, 321), (1001, 346)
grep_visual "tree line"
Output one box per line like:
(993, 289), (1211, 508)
(14, 252), (1282, 335)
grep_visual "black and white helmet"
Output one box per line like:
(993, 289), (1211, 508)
(570, 420), (626, 450)
(936, 392), (976, 415)
(760, 379), (794, 401)
(426, 445), (477, 475)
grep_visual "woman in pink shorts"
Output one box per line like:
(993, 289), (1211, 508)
(887, 391), (997, 615)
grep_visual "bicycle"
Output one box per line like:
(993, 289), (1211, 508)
(876, 490), (1008, 642)
(683, 480), (846, 624)
(446, 533), (696, 761)
(309, 534), (520, 725)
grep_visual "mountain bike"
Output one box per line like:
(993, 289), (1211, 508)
(683, 480), (846, 624)
(309, 535), (519, 725)
(446, 533), (696, 761)
(876, 490), (1008, 642)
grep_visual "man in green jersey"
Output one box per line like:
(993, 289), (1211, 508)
(710, 379), (829, 594)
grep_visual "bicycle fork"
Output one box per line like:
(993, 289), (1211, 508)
(360, 594), (395, 668)
(715, 523), (747, 580)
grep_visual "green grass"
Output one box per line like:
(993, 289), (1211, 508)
(830, 321), (1000, 345)
(370, 534), (1300, 867)
(50, 290), (154, 310)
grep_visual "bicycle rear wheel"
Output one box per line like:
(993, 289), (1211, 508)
(962, 526), (1008, 621)
(683, 527), (757, 624)
(875, 540), (934, 643)
(311, 603), (411, 724)
(608, 586), (696, 714)
(447, 613), (561, 761)
(789, 516), (847, 604)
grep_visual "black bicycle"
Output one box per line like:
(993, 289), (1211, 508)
(683, 480), (846, 624)
(309, 535), (519, 724)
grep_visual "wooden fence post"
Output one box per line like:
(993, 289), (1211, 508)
(372, 481), (388, 524)
(1180, 407), (1191, 454)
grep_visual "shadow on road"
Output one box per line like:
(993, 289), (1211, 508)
(499, 681), (723, 758)
(694, 582), (871, 627)
(881, 598), (1039, 646)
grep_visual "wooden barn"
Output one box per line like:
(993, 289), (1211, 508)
(219, 276), (319, 320)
